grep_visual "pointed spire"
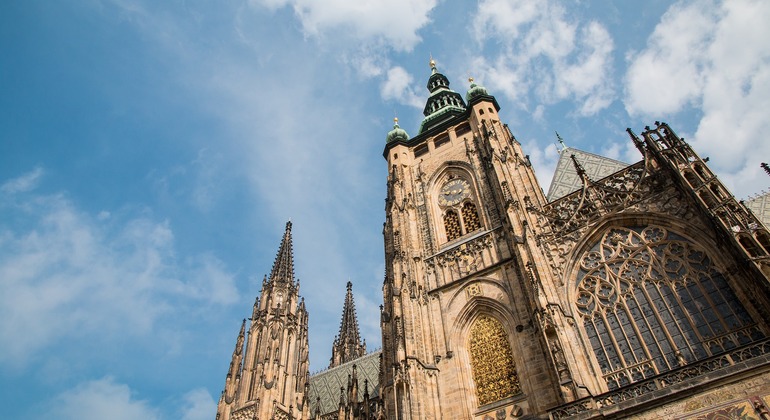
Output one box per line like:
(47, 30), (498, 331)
(227, 319), (246, 380)
(570, 154), (591, 184)
(268, 221), (295, 284)
(236, 318), (246, 355)
(556, 131), (567, 152)
(329, 281), (367, 368)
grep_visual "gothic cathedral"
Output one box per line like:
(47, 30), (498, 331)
(217, 60), (770, 419)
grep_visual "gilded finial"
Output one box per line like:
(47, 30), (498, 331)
(394, 117), (399, 126)
(469, 77), (474, 83)
(429, 54), (436, 69)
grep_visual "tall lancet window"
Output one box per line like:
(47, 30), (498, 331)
(468, 315), (520, 405)
(444, 210), (462, 241)
(462, 202), (481, 232)
(575, 226), (763, 390)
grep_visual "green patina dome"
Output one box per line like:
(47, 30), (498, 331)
(386, 118), (409, 143)
(466, 77), (488, 102)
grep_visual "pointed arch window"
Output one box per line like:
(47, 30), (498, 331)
(469, 315), (520, 405)
(462, 202), (481, 233)
(444, 210), (462, 241)
(438, 176), (484, 243)
(574, 226), (764, 390)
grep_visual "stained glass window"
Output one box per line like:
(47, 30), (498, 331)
(575, 226), (763, 389)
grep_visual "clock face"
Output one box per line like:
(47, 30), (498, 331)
(438, 178), (470, 206)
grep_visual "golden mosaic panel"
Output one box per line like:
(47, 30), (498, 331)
(469, 315), (520, 406)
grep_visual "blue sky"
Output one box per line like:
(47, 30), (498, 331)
(2, 0), (769, 418)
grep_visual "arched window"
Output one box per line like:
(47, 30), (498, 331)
(444, 210), (462, 241)
(575, 226), (763, 390)
(462, 202), (481, 233)
(469, 315), (520, 405)
(437, 176), (484, 243)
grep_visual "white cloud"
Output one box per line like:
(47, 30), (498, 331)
(250, 0), (438, 51)
(0, 167), (44, 194)
(624, 0), (770, 197)
(45, 377), (160, 420)
(472, 0), (539, 41)
(0, 178), (239, 367)
(380, 66), (423, 108)
(470, 0), (615, 117)
(184, 253), (239, 305)
(179, 388), (217, 420)
(624, 1), (718, 115)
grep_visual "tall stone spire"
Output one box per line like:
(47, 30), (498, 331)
(269, 221), (295, 284)
(217, 319), (247, 412)
(216, 221), (310, 420)
(329, 281), (367, 368)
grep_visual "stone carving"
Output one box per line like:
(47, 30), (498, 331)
(466, 284), (482, 298)
(426, 230), (495, 287)
(548, 337), (770, 419)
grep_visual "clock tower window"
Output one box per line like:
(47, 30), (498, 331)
(462, 202), (481, 233)
(444, 210), (462, 241)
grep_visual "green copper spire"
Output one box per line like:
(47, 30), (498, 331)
(419, 57), (466, 133)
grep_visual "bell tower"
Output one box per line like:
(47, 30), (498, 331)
(379, 60), (566, 419)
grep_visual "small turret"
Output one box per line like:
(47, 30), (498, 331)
(465, 76), (488, 102)
(386, 117), (409, 144)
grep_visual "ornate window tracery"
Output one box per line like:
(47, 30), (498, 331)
(468, 315), (520, 405)
(575, 226), (763, 390)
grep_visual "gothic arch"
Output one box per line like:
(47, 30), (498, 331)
(427, 162), (487, 245)
(564, 215), (766, 391)
(448, 293), (524, 408)
(444, 277), (510, 312)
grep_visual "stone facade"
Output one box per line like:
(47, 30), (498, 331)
(216, 62), (770, 419)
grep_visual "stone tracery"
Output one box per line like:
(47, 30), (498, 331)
(575, 225), (764, 389)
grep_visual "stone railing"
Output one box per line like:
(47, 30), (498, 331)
(425, 228), (504, 290)
(549, 338), (770, 419)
